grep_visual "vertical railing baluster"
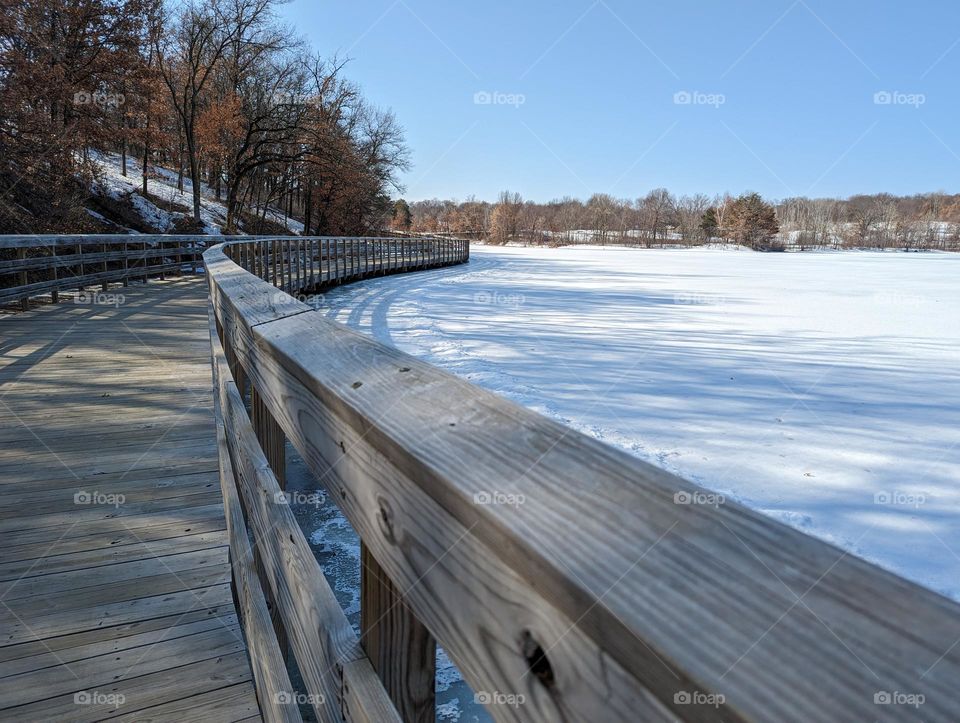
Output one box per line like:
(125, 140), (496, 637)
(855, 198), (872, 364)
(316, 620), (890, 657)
(18, 247), (28, 311)
(79, 242), (86, 293)
(51, 245), (58, 303)
(271, 239), (278, 287)
(101, 240), (108, 291)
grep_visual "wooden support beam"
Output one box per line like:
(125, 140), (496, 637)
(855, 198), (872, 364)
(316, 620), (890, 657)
(361, 544), (436, 723)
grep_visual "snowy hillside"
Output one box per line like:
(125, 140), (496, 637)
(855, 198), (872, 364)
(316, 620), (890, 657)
(88, 152), (304, 235)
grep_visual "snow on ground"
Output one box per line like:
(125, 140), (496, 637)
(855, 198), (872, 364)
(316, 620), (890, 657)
(90, 152), (304, 234)
(316, 245), (960, 602)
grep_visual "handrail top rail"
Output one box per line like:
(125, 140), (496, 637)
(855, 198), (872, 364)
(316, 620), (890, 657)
(0, 233), (463, 250)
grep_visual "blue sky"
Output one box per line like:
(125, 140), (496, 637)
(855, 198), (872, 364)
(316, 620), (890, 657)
(281, 0), (960, 203)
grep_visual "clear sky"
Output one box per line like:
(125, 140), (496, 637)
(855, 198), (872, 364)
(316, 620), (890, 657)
(280, 0), (960, 203)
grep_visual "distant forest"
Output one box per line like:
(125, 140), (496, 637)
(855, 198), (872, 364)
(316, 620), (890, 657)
(393, 190), (960, 251)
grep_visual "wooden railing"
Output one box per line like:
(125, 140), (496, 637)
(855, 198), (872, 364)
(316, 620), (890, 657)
(206, 236), (960, 722)
(0, 234), (206, 309)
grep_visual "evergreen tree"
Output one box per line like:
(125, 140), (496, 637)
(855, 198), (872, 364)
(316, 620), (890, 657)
(392, 199), (412, 231)
(728, 193), (781, 250)
(700, 207), (719, 240)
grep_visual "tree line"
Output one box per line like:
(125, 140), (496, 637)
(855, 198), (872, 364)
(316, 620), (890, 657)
(0, 0), (409, 234)
(394, 189), (960, 251)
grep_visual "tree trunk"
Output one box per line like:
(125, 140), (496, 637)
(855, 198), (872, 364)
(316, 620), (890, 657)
(303, 180), (312, 234)
(187, 137), (202, 222)
(225, 177), (243, 234)
(142, 111), (150, 196)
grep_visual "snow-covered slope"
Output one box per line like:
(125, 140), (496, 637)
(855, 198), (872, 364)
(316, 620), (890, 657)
(316, 245), (960, 602)
(89, 152), (304, 235)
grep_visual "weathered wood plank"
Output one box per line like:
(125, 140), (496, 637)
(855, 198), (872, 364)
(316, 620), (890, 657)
(361, 543), (436, 723)
(1, 650), (254, 721)
(212, 333), (301, 723)
(0, 547), (228, 600)
(0, 275), (261, 721)
(0, 624), (245, 708)
(108, 681), (261, 723)
(0, 606), (237, 664)
(0, 613), (238, 678)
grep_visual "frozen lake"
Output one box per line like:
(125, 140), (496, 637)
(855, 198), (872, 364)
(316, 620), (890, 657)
(317, 245), (960, 601)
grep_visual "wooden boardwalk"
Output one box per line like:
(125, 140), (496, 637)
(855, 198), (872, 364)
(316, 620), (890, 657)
(0, 277), (262, 721)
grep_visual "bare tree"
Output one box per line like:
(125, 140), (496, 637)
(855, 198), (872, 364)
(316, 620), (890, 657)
(155, 0), (235, 223)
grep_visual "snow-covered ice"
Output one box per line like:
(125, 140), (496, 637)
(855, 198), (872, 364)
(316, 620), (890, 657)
(316, 244), (960, 601)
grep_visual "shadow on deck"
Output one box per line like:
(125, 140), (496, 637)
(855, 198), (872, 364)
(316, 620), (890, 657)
(0, 276), (262, 722)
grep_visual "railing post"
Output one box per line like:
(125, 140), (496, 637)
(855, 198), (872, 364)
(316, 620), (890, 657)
(17, 248), (28, 311)
(271, 239), (279, 287)
(294, 238), (300, 291)
(78, 242), (85, 293)
(51, 246), (58, 303)
(101, 240), (108, 291)
(122, 241), (129, 287)
(361, 542), (436, 723)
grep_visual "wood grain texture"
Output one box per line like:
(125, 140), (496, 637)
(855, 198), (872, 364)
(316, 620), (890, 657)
(0, 275), (261, 720)
(206, 236), (960, 722)
(212, 328), (400, 722)
(361, 543), (436, 723)
(212, 329), (301, 723)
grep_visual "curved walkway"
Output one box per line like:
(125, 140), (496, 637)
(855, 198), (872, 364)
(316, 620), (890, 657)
(0, 277), (261, 721)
